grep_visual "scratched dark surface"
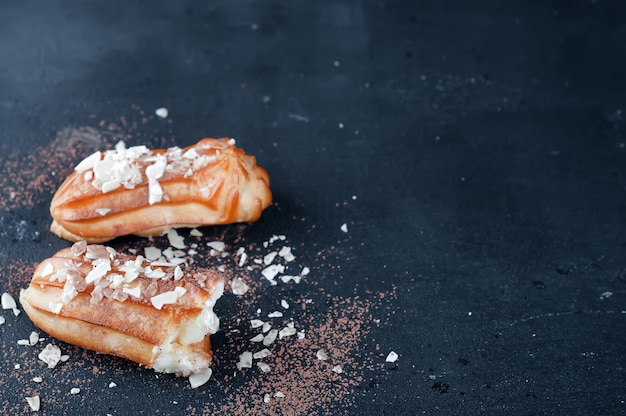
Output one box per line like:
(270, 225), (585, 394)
(0, 1), (625, 415)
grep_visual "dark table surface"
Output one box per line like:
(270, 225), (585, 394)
(1, 1), (625, 415)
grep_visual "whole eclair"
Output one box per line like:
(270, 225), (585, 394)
(20, 241), (224, 378)
(50, 138), (272, 243)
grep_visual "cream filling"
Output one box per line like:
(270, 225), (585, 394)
(150, 279), (224, 375)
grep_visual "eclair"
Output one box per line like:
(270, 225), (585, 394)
(50, 138), (271, 243)
(20, 241), (224, 378)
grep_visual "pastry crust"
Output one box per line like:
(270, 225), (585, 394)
(50, 138), (271, 243)
(20, 243), (224, 376)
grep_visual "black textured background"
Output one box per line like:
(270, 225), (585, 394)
(1, 1), (625, 415)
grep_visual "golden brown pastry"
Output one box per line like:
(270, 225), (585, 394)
(20, 241), (224, 378)
(50, 138), (271, 243)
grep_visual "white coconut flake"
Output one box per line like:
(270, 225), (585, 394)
(253, 349), (271, 359)
(230, 278), (250, 296)
(278, 246), (295, 262)
(74, 151), (102, 172)
(274, 391), (285, 398)
(1, 292), (17, 310)
(236, 351), (253, 370)
(108, 382), (117, 388)
(261, 264), (284, 281)
(268, 311), (283, 318)
(155, 107), (169, 118)
(33, 377), (43, 383)
(29, 331), (40, 346)
(144, 247), (161, 261)
(250, 333), (264, 342)
(279, 326), (297, 339)
(250, 319), (264, 329)
(189, 368), (212, 389)
(297, 330), (306, 339)
(101, 179), (121, 193)
(238, 252), (248, 267)
(332, 365), (344, 374)
(60, 354), (70, 362)
(150, 291), (179, 310)
(301, 266), (310, 276)
(0, 316), (5, 325)
(340, 223), (348, 233)
(316, 349), (329, 361)
(262, 322), (272, 333)
(49, 302), (63, 314)
(39, 343), (62, 368)
(207, 241), (225, 252)
(95, 208), (111, 216)
(263, 393), (271, 404)
(190, 228), (203, 237)
(257, 362), (271, 373)
(263, 329), (278, 346)
(25, 395), (40, 411)
(122, 286), (141, 298)
(167, 228), (186, 249)
(41, 262), (54, 277)
(280, 300), (289, 309)
(386, 351), (399, 363)
(263, 252), (278, 265)
(18, 339), (30, 346)
(70, 388), (81, 395)
(85, 261), (111, 284)
(174, 266), (184, 281)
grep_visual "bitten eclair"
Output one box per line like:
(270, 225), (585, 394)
(20, 241), (224, 379)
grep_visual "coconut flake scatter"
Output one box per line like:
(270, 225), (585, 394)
(250, 334), (264, 343)
(278, 246), (295, 262)
(263, 329), (279, 346)
(167, 228), (186, 249)
(33, 377), (43, 383)
(155, 107), (168, 118)
(268, 311), (283, 318)
(279, 325), (297, 339)
(25, 395), (40, 411)
(70, 388), (81, 395)
(108, 382), (117, 388)
(332, 365), (344, 374)
(236, 351), (253, 371)
(29, 331), (40, 346)
(263, 394), (271, 404)
(190, 228), (203, 237)
(253, 349), (272, 359)
(274, 391), (285, 398)
(38, 343), (62, 369)
(261, 264), (284, 282)
(386, 351), (399, 363)
(257, 362), (271, 373)
(1, 292), (17, 310)
(280, 300), (289, 309)
(189, 368), (212, 389)
(207, 241), (225, 252)
(230, 278), (250, 296)
(340, 223), (348, 233)
(250, 319), (264, 329)
(316, 349), (329, 361)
